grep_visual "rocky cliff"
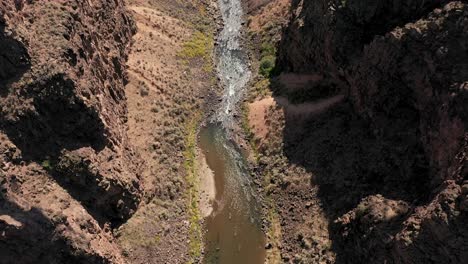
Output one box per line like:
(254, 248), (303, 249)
(278, 0), (455, 93)
(0, 0), (142, 262)
(275, 0), (467, 263)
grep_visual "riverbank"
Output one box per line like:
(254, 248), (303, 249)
(239, 1), (338, 263)
(196, 0), (269, 263)
(197, 148), (216, 218)
(118, 0), (288, 263)
(116, 0), (220, 263)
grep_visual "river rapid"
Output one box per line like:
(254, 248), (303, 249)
(198, 0), (266, 263)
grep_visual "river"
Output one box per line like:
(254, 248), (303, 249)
(198, 0), (266, 263)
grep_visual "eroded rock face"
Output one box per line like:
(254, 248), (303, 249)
(277, 0), (467, 263)
(277, 0), (452, 91)
(0, 152), (126, 264)
(0, 0), (142, 262)
(349, 2), (468, 187)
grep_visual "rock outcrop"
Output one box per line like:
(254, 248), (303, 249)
(348, 2), (467, 188)
(275, 0), (468, 263)
(278, 0), (453, 92)
(0, 0), (142, 262)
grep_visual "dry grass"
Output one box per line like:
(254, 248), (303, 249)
(183, 113), (203, 263)
(118, 0), (217, 263)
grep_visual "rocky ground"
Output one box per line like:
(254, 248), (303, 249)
(0, 0), (219, 263)
(1, 0), (140, 262)
(243, 0), (467, 263)
(116, 0), (219, 263)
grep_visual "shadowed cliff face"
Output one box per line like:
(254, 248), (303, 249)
(348, 3), (468, 186)
(0, 0), (142, 262)
(0, 21), (29, 92)
(277, 0), (451, 89)
(273, 0), (467, 263)
(0, 195), (117, 264)
(1, 74), (107, 160)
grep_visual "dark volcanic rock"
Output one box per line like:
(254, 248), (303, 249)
(277, 0), (452, 91)
(349, 2), (468, 187)
(275, 0), (468, 263)
(0, 0), (142, 262)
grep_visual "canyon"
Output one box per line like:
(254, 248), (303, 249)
(0, 0), (466, 264)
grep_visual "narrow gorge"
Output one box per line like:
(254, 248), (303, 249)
(198, 1), (265, 262)
(0, 0), (466, 264)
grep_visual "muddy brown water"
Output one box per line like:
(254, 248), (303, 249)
(198, 0), (266, 262)
(199, 124), (265, 264)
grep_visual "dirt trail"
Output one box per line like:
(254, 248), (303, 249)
(249, 94), (345, 140)
(278, 73), (323, 90)
(277, 94), (345, 116)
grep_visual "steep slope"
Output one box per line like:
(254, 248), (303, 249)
(0, 0), (141, 262)
(277, 0), (452, 91)
(337, 3), (468, 262)
(245, 0), (467, 263)
(115, 0), (218, 263)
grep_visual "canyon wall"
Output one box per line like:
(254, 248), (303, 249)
(276, 0), (467, 263)
(0, 0), (142, 262)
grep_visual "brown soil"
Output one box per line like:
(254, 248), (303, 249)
(115, 0), (218, 263)
(1, 1), (141, 262)
(247, 95), (337, 263)
(248, 94), (344, 142)
(246, 0), (291, 36)
(248, 97), (277, 141)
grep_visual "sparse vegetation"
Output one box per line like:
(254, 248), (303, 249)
(250, 78), (271, 101)
(241, 95), (284, 263)
(259, 42), (277, 77)
(178, 31), (213, 72)
(118, 1), (217, 261)
(41, 159), (52, 170)
(265, 198), (282, 263)
(184, 113), (203, 264)
(118, 224), (161, 248)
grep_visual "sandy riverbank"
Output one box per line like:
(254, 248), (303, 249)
(196, 147), (216, 218)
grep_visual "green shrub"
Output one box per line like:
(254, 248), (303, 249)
(179, 32), (212, 69)
(259, 41), (277, 77)
(177, 31), (214, 72)
(178, 31), (211, 59)
(260, 42), (276, 57)
(260, 55), (276, 77)
(41, 159), (52, 170)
